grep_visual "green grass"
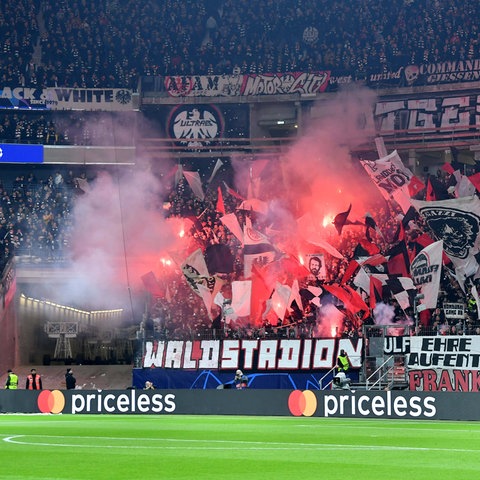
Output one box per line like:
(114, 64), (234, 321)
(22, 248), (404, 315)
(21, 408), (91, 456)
(0, 414), (479, 479)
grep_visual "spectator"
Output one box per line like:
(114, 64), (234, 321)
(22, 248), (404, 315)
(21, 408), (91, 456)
(234, 369), (248, 389)
(65, 368), (76, 390)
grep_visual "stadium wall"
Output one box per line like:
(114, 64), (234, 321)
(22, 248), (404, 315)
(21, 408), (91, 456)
(0, 389), (479, 420)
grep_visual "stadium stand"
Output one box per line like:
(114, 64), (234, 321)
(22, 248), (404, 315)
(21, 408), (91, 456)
(1, 0), (480, 87)
(0, 0), (479, 367)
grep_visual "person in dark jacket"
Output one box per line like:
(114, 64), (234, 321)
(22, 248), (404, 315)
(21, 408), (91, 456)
(65, 368), (76, 389)
(26, 368), (42, 390)
(234, 369), (248, 389)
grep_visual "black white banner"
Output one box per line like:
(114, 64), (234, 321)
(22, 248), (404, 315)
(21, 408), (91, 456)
(410, 240), (443, 309)
(0, 87), (133, 110)
(385, 335), (480, 370)
(412, 196), (480, 279)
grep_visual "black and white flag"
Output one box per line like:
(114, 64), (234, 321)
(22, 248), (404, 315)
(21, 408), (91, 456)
(411, 196), (480, 281)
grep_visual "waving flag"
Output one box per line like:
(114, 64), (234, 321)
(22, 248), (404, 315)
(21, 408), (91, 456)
(183, 170), (205, 201)
(412, 195), (480, 280)
(238, 198), (269, 215)
(360, 150), (417, 212)
(386, 276), (416, 311)
(243, 219), (276, 277)
(333, 204), (352, 235)
(220, 213), (243, 244)
(332, 205), (364, 235)
(468, 172), (480, 193)
(207, 158), (223, 184)
(360, 150), (413, 197)
(216, 186), (226, 214)
(223, 181), (245, 200)
(141, 271), (164, 298)
(386, 241), (410, 277)
(410, 240), (443, 309)
(250, 264), (272, 325)
(323, 283), (370, 319)
(426, 176), (450, 201)
(204, 243), (234, 274)
(270, 282), (292, 320)
(452, 171), (476, 198)
(181, 248), (217, 297)
(300, 286), (323, 307)
(231, 280), (252, 317)
(289, 279), (303, 312)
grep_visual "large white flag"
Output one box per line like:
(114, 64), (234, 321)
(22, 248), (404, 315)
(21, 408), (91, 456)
(412, 196), (480, 281)
(207, 159), (223, 184)
(183, 170), (205, 201)
(410, 240), (443, 309)
(231, 280), (252, 317)
(220, 213), (244, 244)
(181, 248), (215, 297)
(360, 150), (416, 212)
(271, 282), (292, 320)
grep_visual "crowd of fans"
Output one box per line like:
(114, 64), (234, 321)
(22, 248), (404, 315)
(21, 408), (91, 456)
(1, 0), (480, 343)
(0, 111), (136, 146)
(0, 168), (87, 272)
(2, 0), (480, 88)
(1, 160), (477, 343)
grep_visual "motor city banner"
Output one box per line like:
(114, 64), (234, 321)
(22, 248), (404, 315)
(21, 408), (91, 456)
(163, 72), (330, 97)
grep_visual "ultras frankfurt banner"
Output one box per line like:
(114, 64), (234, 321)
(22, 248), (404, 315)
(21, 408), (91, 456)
(384, 335), (480, 369)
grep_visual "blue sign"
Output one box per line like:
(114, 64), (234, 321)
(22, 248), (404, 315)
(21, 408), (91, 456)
(0, 144), (44, 163)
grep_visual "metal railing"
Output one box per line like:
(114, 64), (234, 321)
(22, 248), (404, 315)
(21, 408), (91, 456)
(318, 366), (337, 390)
(365, 355), (396, 390)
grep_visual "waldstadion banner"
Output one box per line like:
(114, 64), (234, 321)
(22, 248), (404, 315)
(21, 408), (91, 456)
(0, 87), (134, 110)
(141, 338), (363, 371)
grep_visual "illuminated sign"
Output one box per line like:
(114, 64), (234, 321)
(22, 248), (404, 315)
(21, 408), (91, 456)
(0, 143), (43, 163)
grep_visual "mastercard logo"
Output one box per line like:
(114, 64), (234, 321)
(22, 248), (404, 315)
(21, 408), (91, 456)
(37, 390), (66, 414)
(288, 390), (317, 416)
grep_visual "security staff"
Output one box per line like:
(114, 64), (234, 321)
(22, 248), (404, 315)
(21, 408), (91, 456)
(5, 369), (18, 389)
(337, 350), (350, 373)
(26, 368), (42, 390)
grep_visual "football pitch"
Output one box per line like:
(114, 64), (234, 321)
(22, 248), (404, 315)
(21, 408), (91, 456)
(0, 414), (478, 480)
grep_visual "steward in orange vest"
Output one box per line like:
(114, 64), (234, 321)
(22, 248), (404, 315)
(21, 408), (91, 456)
(26, 368), (43, 390)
